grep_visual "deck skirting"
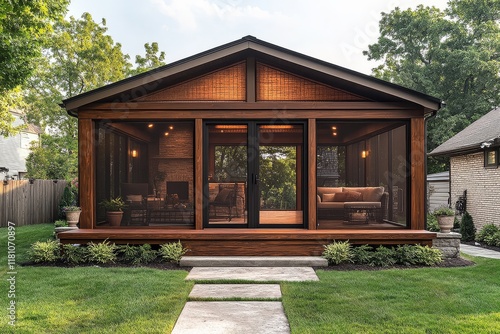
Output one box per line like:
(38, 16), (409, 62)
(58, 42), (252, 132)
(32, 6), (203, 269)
(58, 229), (436, 256)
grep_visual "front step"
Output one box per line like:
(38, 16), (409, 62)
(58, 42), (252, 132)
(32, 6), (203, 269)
(180, 256), (328, 267)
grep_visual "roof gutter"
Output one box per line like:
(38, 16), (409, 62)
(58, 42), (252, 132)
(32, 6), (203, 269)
(59, 102), (78, 118)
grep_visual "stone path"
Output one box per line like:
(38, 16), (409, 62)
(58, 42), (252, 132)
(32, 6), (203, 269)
(460, 244), (500, 259)
(172, 257), (324, 333)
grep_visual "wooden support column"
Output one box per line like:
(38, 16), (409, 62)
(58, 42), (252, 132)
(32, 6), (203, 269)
(195, 119), (203, 230)
(308, 119), (317, 230)
(410, 117), (425, 230)
(78, 118), (94, 229)
(246, 57), (256, 102)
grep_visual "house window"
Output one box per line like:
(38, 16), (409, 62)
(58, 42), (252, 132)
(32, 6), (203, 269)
(485, 149), (498, 168)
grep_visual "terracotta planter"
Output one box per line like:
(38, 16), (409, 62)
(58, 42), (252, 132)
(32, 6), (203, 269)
(437, 215), (454, 233)
(65, 210), (81, 228)
(106, 211), (123, 226)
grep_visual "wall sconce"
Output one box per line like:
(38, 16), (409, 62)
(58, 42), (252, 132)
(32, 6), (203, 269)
(361, 150), (368, 159)
(131, 149), (138, 158)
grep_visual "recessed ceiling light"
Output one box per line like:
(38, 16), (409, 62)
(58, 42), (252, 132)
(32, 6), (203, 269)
(148, 124), (154, 128)
(164, 132), (169, 136)
(168, 125), (174, 130)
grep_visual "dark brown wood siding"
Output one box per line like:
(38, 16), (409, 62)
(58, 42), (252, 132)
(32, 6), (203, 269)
(256, 63), (367, 101)
(136, 62), (246, 101)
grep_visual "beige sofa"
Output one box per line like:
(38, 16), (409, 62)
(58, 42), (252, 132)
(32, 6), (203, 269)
(317, 186), (388, 221)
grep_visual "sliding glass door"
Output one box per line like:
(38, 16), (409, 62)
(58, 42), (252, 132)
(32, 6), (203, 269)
(204, 121), (306, 228)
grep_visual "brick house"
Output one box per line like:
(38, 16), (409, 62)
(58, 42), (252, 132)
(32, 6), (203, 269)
(429, 107), (500, 230)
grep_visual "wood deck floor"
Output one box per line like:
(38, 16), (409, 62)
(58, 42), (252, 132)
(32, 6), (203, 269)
(58, 228), (437, 256)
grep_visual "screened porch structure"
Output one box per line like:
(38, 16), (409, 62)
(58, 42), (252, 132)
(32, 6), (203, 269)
(60, 36), (441, 255)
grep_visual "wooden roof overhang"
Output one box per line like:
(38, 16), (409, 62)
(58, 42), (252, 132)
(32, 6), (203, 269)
(62, 36), (442, 116)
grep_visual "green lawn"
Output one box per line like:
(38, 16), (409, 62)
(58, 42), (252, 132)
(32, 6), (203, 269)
(2, 224), (500, 334)
(282, 258), (500, 333)
(0, 224), (192, 333)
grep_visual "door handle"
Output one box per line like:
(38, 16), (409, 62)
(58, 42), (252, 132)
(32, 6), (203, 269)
(253, 174), (259, 185)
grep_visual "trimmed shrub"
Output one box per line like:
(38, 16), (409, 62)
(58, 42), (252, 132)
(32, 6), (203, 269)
(369, 246), (397, 267)
(322, 241), (352, 265)
(87, 240), (116, 264)
(159, 241), (188, 264)
(351, 244), (373, 265)
(489, 231), (500, 247)
(29, 240), (60, 263)
(412, 245), (443, 266)
(61, 244), (88, 265)
(476, 224), (500, 244)
(54, 220), (68, 227)
(118, 244), (158, 265)
(426, 214), (439, 232)
(395, 244), (420, 266)
(460, 212), (476, 242)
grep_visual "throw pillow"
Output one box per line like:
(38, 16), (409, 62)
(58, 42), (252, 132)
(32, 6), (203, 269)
(344, 191), (363, 201)
(322, 193), (337, 202)
(363, 187), (384, 202)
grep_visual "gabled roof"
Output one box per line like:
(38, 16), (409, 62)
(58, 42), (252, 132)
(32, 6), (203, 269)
(430, 107), (500, 156)
(62, 35), (442, 114)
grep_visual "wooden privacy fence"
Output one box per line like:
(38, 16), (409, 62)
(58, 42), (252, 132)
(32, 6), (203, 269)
(0, 180), (68, 227)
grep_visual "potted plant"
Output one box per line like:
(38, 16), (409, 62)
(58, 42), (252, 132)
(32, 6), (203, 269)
(100, 197), (126, 226)
(433, 206), (455, 233)
(63, 206), (81, 227)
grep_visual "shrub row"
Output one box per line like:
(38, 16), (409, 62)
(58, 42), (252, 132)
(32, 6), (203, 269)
(476, 224), (500, 247)
(322, 241), (443, 267)
(28, 240), (188, 265)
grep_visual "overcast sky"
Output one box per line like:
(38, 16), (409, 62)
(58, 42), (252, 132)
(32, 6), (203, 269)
(67, 0), (449, 75)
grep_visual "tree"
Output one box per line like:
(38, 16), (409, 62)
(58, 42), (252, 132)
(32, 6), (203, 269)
(0, 0), (69, 136)
(129, 42), (166, 76)
(364, 0), (500, 173)
(0, 88), (27, 137)
(0, 0), (69, 91)
(25, 13), (132, 180)
(24, 12), (167, 180)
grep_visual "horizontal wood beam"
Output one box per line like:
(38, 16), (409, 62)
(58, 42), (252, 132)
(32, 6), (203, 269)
(83, 101), (421, 111)
(78, 109), (423, 120)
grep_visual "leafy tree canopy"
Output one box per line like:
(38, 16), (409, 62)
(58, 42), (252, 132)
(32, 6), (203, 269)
(24, 12), (166, 179)
(0, 0), (69, 91)
(364, 0), (500, 173)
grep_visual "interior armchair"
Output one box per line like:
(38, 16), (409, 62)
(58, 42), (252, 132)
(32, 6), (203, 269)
(122, 183), (149, 226)
(209, 183), (238, 221)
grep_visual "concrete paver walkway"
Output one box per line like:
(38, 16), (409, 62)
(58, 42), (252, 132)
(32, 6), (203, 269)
(460, 244), (500, 259)
(172, 301), (290, 334)
(189, 284), (282, 299)
(186, 266), (319, 281)
(173, 262), (320, 333)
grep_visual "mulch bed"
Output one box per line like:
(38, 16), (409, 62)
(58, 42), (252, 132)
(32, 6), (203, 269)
(318, 257), (475, 271)
(22, 261), (190, 271)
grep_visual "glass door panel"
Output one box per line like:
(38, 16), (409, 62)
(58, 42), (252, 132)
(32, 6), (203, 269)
(204, 122), (305, 228)
(206, 124), (248, 225)
(257, 124), (304, 225)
